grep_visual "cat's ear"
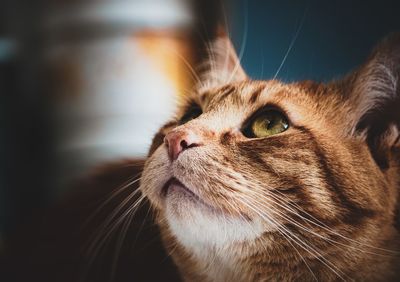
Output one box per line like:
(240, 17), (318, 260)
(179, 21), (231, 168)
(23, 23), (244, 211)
(196, 28), (247, 90)
(344, 33), (400, 169)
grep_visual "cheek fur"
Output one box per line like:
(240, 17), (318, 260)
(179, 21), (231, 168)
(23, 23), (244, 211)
(140, 145), (171, 209)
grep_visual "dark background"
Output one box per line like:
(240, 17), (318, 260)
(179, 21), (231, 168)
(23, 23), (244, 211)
(228, 0), (400, 81)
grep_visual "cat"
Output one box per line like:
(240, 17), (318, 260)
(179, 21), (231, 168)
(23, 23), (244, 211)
(139, 31), (400, 282)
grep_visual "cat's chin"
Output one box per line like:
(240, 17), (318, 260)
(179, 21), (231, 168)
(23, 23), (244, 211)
(162, 178), (266, 248)
(165, 205), (265, 249)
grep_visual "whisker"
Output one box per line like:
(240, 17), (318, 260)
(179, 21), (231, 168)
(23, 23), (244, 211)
(109, 202), (137, 282)
(208, 162), (400, 256)
(206, 166), (347, 279)
(160, 45), (203, 87)
(84, 193), (146, 275)
(82, 174), (142, 229)
(131, 202), (153, 250)
(88, 187), (142, 245)
(236, 196), (347, 281)
(247, 186), (399, 256)
(273, 5), (308, 79)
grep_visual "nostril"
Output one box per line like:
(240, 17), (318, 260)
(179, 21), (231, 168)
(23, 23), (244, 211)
(180, 139), (188, 149)
(180, 139), (200, 151)
(183, 140), (200, 150)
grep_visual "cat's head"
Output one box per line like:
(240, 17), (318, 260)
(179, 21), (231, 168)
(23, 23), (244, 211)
(140, 33), (400, 255)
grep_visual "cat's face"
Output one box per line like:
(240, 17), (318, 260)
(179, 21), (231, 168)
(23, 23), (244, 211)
(141, 79), (385, 248)
(140, 34), (400, 259)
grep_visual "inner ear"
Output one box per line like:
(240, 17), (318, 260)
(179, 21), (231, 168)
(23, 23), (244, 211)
(356, 98), (400, 169)
(343, 33), (400, 169)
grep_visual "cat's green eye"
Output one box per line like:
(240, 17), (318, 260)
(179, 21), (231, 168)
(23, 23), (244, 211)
(245, 110), (289, 138)
(179, 104), (202, 124)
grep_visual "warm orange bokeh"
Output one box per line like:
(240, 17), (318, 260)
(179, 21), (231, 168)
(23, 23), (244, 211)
(136, 30), (195, 100)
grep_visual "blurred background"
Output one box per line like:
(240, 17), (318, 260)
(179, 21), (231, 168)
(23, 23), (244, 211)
(1, 0), (400, 281)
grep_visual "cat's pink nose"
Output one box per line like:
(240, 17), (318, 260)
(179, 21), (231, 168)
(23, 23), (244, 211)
(164, 130), (202, 161)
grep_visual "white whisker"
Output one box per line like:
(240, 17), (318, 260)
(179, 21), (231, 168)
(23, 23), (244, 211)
(273, 6), (308, 80)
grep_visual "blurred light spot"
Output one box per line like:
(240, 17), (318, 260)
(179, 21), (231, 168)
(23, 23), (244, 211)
(136, 31), (194, 99)
(41, 0), (196, 187)
(44, 0), (193, 31)
(0, 39), (17, 62)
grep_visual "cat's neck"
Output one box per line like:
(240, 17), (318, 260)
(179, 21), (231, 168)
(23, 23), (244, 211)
(171, 240), (252, 282)
(164, 226), (400, 282)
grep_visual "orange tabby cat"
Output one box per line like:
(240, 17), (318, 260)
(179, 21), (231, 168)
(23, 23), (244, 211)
(140, 32), (400, 281)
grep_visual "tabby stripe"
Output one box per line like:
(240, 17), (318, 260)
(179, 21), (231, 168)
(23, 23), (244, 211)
(297, 126), (376, 225)
(215, 85), (236, 103)
(249, 85), (265, 104)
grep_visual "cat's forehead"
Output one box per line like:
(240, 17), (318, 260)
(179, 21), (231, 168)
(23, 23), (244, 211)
(197, 80), (280, 109)
(194, 80), (323, 113)
(186, 79), (341, 134)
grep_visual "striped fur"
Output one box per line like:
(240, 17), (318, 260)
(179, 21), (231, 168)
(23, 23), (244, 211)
(140, 34), (400, 281)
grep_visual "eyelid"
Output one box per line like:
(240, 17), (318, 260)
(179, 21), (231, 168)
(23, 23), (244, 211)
(179, 102), (203, 124)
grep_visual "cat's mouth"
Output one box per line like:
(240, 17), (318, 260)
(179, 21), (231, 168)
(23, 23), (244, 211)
(161, 177), (197, 198)
(160, 178), (254, 221)
(161, 177), (217, 211)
